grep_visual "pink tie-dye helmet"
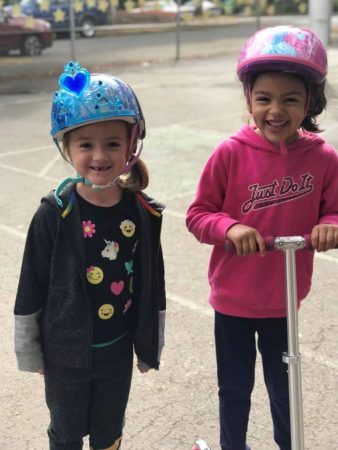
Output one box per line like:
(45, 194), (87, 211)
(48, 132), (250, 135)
(237, 25), (327, 84)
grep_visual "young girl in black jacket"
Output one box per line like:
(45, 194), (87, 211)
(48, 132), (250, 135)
(14, 60), (166, 450)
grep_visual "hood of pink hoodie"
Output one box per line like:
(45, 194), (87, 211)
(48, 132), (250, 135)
(231, 125), (325, 156)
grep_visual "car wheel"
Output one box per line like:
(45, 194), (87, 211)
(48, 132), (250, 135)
(81, 17), (96, 38)
(20, 35), (43, 56)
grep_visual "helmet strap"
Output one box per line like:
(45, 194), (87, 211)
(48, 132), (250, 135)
(54, 175), (92, 207)
(123, 125), (143, 173)
(91, 124), (143, 189)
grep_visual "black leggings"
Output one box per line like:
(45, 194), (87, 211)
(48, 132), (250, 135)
(215, 312), (291, 450)
(44, 335), (133, 450)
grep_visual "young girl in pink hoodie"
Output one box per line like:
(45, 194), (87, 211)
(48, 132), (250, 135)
(187, 26), (338, 450)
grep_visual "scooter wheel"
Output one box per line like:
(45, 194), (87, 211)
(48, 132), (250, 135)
(192, 439), (210, 450)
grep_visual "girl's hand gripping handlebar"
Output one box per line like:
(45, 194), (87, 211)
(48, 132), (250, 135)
(224, 234), (338, 255)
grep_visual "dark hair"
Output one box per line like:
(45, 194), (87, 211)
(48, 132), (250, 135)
(243, 71), (327, 133)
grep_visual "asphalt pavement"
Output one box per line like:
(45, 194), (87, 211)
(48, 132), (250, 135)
(1, 13), (338, 91)
(1, 15), (338, 450)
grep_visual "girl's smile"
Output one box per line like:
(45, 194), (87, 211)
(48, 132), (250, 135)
(89, 165), (112, 172)
(250, 72), (307, 147)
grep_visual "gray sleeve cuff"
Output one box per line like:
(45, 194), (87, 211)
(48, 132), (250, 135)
(14, 310), (44, 372)
(158, 310), (165, 362)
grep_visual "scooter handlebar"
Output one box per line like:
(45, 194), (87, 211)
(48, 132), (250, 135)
(224, 234), (337, 254)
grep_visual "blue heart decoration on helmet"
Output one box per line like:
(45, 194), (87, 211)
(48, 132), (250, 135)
(59, 61), (90, 96)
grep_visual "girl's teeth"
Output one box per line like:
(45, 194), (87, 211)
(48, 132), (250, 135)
(268, 121), (286, 127)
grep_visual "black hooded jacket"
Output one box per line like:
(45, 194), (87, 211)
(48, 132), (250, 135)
(14, 184), (166, 371)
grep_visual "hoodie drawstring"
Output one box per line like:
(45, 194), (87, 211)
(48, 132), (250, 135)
(280, 140), (288, 155)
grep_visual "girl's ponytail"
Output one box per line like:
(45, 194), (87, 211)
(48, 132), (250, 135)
(118, 159), (149, 192)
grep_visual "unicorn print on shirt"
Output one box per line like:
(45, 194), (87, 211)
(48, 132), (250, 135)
(101, 240), (120, 260)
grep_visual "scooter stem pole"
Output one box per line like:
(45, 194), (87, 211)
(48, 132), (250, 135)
(275, 237), (305, 450)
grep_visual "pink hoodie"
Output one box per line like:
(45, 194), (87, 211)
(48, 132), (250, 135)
(186, 125), (338, 318)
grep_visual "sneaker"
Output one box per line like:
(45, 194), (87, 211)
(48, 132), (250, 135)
(192, 439), (211, 450)
(192, 439), (250, 450)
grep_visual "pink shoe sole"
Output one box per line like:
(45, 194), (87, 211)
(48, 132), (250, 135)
(192, 439), (211, 450)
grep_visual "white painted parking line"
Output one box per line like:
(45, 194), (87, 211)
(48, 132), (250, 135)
(0, 162), (58, 182)
(38, 154), (61, 177)
(0, 224), (27, 239)
(167, 292), (213, 318)
(164, 209), (186, 219)
(0, 145), (54, 157)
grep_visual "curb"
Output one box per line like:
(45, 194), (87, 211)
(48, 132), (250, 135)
(95, 16), (338, 37)
(94, 16), (254, 36)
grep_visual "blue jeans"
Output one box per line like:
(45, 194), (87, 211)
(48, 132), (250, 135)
(215, 312), (291, 450)
(44, 335), (133, 450)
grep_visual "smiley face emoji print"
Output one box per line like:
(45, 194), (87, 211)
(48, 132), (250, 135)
(120, 219), (136, 238)
(86, 266), (104, 284)
(98, 304), (114, 320)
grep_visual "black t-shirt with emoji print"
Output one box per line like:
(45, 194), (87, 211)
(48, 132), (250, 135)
(77, 191), (139, 347)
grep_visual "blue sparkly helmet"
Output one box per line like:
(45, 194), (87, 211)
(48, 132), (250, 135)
(51, 61), (147, 215)
(51, 61), (146, 140)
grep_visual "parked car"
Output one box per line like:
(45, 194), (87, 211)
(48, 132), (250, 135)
(130, 0), (222, 19)
(18, 0), (112, 37)
(181, 0), (223, 16)
(136, 0), (179, 13)
(0, 8), (53, 55)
